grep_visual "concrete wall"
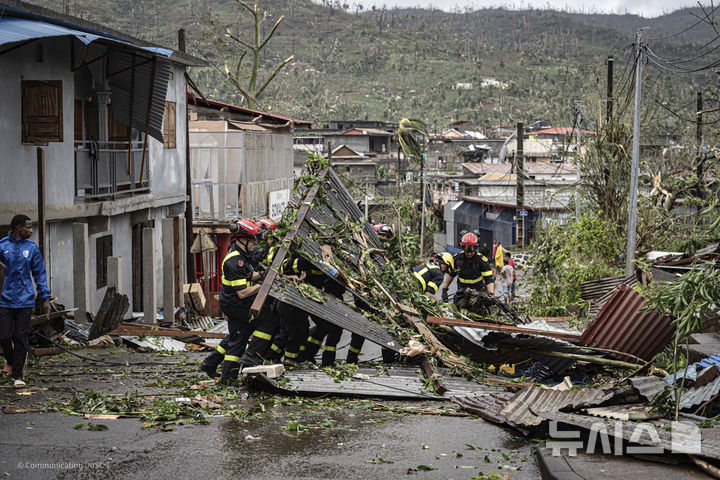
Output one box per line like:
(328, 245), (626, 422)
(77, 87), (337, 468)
(326, 135), (369, 154)
(0, 39), (76, 217)
(0, 40), (188, 315)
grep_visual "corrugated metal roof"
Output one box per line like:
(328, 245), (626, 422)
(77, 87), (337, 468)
(187, 92), (312, 126)
(269, 280), (400, 351)
(630, 376), (667, 402)
(254, 366), (490, 400)
(0, 16), (173, 56)
(584, 404), (661, 421)
(108, 50), (170, 142)
(580, 275), (633, 302)
(451, 391), (523, 429)
(678, 375), (720, 410)
(580, 284), (675, 362)
(462, 162), (576, 176)
(539, 411), (720, 460)
(499, 383), (615, 426)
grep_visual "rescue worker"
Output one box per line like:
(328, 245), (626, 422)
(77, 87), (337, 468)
(347, 224), (398, 365)
(373, 223), (394, 239)
(255, 218), (279, 266)
(442, 232), (494, 308)
(414, 252), (454, 300)
(199, 219), (278, 382)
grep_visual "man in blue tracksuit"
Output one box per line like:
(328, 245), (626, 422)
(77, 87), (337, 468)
(0, 215), (51, 388)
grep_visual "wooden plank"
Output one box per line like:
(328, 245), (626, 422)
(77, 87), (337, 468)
(249, 168), (329, 317)
(425, 316), (583, 344)
(419, 355), (448, 395)
(107, 322), (226, 339)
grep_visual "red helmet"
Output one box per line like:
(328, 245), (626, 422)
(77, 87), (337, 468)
(373, 223), (394, 239)
(257, 218), (278, 233)
(229, 218), (261, 239)
(460, 232), (478, 247)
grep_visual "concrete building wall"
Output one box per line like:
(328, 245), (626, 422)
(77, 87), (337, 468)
(326, 135), (369, 154)
(0, 39), (76, 217)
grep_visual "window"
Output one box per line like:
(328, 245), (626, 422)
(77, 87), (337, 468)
(163, 101), (176, 149)
(96, 235), (113, 289)
(21, 80), (63, 144)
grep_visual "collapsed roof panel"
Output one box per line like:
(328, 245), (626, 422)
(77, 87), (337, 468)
(269, 280), (400, 352)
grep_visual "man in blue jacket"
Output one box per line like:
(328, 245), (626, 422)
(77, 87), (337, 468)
(0, 214), (51, 388)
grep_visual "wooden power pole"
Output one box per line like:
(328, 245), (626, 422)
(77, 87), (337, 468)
(515, 122), (525, 248)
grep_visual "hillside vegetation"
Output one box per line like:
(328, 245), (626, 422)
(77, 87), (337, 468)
(30, 0), (718, 132)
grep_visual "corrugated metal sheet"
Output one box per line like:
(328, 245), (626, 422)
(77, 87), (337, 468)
(453, 319), (585, 379)
(630, 376), (667, 402)
(108, 50), (170, 142)
(580, 275), (629, 301)
(580, 284), (675, 362)
(269, 279), (400, 352)
(499, 383), (615, 426)
(539, 411), (720, 460)
(451, 391), (523, 429)
(584, 404), (661, 421)
(678, 375), (720, 410)
(254, 367), (490, 400)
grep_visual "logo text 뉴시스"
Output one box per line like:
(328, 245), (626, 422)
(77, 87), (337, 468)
(546, 420), (701, 456)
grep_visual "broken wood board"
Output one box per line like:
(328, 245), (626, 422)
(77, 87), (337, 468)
(252, 366), (495, 400)
(402, 314), (468, 370)
(108, 322), (226, 339)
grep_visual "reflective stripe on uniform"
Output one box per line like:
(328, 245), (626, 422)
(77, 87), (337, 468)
(265, 246), (278, 265)
(348, 346), (361, 354)
(323, 345), (336, 352)
(284, 350), (298, 358)
(221, 250), (250, 288)
(216, 345), (226, 355)
(270, 343), (282, 353)
(252, 330), (272, 341)
(307, 336), (322, 345)
(310, 269), (323, 275)
(459, 276), (483, 284)
(481, 270), (493, 277)
(414, 264), (440, 293)
(224, 355), (241, 363)
(299, 345), (306, 351)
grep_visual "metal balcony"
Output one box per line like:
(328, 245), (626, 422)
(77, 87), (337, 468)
(74, 141), (150, 200)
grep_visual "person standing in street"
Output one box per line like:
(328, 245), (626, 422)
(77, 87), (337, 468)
(0, 215), (51, 389)
(500, 253), (515, 304)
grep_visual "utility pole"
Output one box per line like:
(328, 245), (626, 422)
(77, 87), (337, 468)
(179, 28), (195, 283)
(606, 56), (614, 125)
(625, 31), (643, 278)
(419, 143), (427, 257)
(516, 122), (525, 248)
(696, 91), (704, 198)
(575, 103), (582, 217)
(364, 179), (369, 220)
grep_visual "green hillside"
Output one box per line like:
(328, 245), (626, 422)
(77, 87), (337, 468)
(29, 0), (717, 132)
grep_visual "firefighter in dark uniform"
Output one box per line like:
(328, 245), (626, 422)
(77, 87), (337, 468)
(345, 223), (396, 365)
(413, 252), (454, 300)
(442, 232), (495, 307)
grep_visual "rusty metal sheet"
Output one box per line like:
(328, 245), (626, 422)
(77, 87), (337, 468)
(580, 284), (675, 362)
(427, 316), (583, 343)
(253, 366), (492, 400)
(499, 383), (616, 426)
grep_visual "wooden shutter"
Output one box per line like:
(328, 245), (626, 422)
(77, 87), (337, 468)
(22, 80), (63, 144)
(163, 101), (176, 149)
(108, 104), (130, 142)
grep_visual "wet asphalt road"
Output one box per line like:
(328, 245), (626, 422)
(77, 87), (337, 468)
(0, 407), (539, 479)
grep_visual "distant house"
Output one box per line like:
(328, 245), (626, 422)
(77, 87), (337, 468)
(330, 145), (377, 184)
(0, 0), (205, 317)
(506, 138), (555, 162)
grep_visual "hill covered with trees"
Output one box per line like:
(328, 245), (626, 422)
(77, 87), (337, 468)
(29, 0), (719, 133)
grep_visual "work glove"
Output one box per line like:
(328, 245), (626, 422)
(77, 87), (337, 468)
(441, 288), (449, 302)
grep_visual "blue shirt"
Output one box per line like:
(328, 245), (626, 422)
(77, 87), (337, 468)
(0, 235), (51, 308)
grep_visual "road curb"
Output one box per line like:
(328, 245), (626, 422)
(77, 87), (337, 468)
(535, 447), (586, 480)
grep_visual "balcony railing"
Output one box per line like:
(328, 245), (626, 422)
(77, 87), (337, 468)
(75, 141), (150, 200)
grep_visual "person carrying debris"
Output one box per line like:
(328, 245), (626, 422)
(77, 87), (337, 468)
(0, 214), (51, 389)
(442, 232), (495, 309)
(414, 252), (454, 301)
(255, 218), (279, 266)
(199, 219), (278, 382)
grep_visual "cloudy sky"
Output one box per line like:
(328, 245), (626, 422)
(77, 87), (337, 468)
(356, 0), (700, 17)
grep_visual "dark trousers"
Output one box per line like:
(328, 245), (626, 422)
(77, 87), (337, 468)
(0, 307), (32, 380)
(346, 334), (365, 364)
(301, 318), (342, 367)
(272, 300), (309, 361)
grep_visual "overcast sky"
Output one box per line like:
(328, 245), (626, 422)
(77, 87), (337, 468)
(355, 0), (700, 17)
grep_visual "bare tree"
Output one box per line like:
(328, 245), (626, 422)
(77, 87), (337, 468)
(216, 0), (294, 109)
